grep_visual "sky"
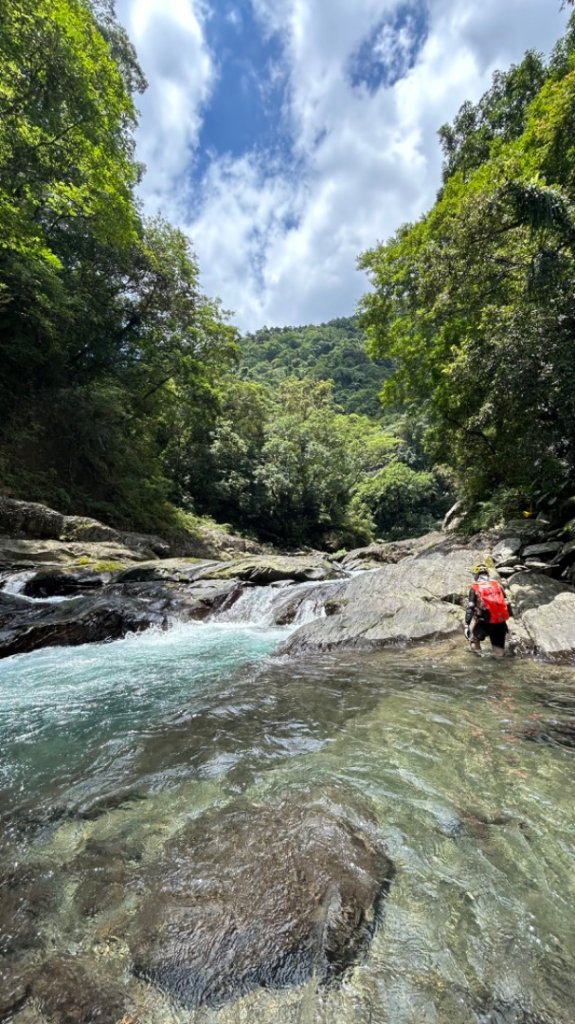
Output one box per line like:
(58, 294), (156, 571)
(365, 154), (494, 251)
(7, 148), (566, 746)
(114, 0), (570, 333)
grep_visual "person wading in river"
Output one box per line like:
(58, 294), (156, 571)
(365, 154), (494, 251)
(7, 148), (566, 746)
(464, 564), (511, 657)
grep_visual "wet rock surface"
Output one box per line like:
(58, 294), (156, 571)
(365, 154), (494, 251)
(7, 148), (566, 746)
(507, 572), (575, 660)
(129, 788), (394, 1009)
(22, 568), (105, 598)
(281, 544), (486, 654)
(32, 956), (125, 1024)
(0, 593), (160, 658)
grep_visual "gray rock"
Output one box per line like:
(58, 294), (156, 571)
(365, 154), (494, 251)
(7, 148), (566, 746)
(508, 572), (575, 660)
(59, 515), (120, 543)
(442, 500), (464, 530)
(129, 787), (394, 1009)
(492, 537), (522, 564)
(22, 569), (105, 598)
(0, 496), (64, 538)
(0, 537), (147, 569)
(282, 546), (485, 654)
(114, 558), (216, 584)
(193, 554), (344, 585)
(0, 593), (161, 658)
(521, 542), (563, 561)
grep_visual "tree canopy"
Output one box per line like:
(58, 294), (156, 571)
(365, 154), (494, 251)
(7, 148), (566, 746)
(358, 14), (575, 527)
(240, 317), (393, 418)
(0, 0), (238, 529)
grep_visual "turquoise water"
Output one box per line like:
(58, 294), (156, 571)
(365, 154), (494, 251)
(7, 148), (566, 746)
(1, 621), (575, 1023)
(0, 621), (284, 813)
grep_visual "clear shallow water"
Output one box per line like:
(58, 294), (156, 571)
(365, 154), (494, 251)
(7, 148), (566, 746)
(1, 620), (575, 1024)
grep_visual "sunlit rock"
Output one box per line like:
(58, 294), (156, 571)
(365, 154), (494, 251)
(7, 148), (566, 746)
(508, 572), (575, 660)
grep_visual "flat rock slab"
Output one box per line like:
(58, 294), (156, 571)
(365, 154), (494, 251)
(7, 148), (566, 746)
(0, 537), (147, 568)
(117, 555), (343, 586)
(129, 787), (394, 1009)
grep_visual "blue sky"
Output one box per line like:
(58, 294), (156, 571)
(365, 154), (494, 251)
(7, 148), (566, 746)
(115, 0), (569, 333)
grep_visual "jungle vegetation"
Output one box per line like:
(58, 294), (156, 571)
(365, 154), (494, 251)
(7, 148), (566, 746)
(359, 15), (575, 532)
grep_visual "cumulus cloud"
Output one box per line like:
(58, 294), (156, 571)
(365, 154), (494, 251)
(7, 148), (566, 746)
(114, 0), (570, 331)
(115, 0), (214, 207)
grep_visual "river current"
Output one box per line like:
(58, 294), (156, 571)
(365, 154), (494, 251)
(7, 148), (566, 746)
(1, 595), (574, 1023)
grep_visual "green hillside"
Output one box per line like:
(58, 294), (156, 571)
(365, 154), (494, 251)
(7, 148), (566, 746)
(239, 317), (392, 418)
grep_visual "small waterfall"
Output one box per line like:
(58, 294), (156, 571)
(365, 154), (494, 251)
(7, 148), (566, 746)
(212, 580), (334, 628)
(215, 586), (280, 625)
(1, 570), (74, 604)
(2, 570), (36, 595)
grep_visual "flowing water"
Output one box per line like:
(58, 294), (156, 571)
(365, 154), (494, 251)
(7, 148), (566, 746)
(1, 590), (575, 1024)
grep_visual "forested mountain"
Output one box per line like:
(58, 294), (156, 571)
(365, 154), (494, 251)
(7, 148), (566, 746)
(240, 317), (392, 418)
(359, 15), (575, 531)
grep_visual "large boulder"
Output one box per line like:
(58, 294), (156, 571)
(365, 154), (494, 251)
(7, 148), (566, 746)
(507, 572), (575, 660)
(22, 568), (105, 598)
(0, 593), (161, 658)
(0, 496), (64, 538)
(129, 788), (394, 1009)
(282, 545), (485, 654)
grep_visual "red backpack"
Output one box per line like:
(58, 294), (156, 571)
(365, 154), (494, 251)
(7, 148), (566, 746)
(472, 580), (510, 624)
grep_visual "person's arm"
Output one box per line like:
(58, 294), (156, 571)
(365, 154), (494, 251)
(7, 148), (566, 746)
(464, 589), (476, 639)
(464, 589), (476, 626)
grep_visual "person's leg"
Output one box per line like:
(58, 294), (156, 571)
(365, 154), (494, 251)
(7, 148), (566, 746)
(489, 623), (507, 657)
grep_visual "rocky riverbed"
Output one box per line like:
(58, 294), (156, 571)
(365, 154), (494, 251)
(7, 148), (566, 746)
(1, 496), (575, 663)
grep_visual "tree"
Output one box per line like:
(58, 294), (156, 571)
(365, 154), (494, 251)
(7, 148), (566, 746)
(358, 15), (575, 523)
(0, 0), (239, 528)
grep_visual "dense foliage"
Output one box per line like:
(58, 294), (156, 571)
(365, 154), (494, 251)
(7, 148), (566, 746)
(0, 0), (237, 529)
(0, 0), (451, 548)
(359, 17), (575, 528)
(240, 318), (392, 417)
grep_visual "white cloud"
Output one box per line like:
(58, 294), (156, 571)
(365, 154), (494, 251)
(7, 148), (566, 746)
(115, 0), (570, 332)
(115, 0), (214, 207)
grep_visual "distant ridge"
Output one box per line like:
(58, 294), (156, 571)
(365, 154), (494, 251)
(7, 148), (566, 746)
(239, 316), (392, 418)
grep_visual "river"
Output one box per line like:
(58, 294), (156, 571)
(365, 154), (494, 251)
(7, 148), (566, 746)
(1, 599), (574, 1023)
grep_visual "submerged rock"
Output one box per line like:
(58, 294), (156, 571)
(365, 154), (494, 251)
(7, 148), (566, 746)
(521, 718), (575, 748)
(129, 787), (394, 1009)
(32, 956), (125, 1024)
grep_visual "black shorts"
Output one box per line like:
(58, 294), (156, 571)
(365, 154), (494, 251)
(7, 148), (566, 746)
(473, 620), (508, 647)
